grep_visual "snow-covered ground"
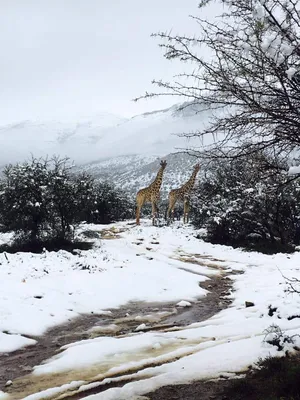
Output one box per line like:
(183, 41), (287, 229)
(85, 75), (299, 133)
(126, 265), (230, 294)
(1, 220), (300, 400)
(0, 223), (209, 351)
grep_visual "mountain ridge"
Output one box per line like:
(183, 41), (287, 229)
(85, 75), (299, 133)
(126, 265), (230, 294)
(0, 101), (210, 166)
(0, 102), (210, 194)
(76, 152), (198, 198)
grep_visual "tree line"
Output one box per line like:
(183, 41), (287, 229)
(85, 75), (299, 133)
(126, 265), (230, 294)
(0, 157), (134, 252)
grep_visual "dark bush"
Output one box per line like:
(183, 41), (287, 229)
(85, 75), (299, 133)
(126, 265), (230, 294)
(191, 152), (300, 253)
(226, 355), (300, 400)
(0, 235), (93, 254)
(0, 158), (56, 241)
(0, 156), (134, 252)
(91, 182), (134, 224)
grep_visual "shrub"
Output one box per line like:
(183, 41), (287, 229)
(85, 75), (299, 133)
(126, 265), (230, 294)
(91, 182), (134, 224)
(0, 157), (134, 252)
(225, 355), (300, 400)
(191, 152), (300, 253)
(0, 158), (55, 242)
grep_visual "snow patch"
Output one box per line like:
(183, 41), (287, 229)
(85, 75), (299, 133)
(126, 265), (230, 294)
(286, 67), (297, 80)
(135, 323), (147, 331)
(288, 165), (300, 175)
(176, 300), (192, 307)
(0, 331), (36, 353)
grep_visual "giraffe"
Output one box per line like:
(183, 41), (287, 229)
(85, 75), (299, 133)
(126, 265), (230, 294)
(136, 160), (167, 225)
(166, 163), (200, 224)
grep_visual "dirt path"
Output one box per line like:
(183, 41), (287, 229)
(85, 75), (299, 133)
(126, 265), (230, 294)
(0, 272), (234, 396)
(0, 227), (242, 400)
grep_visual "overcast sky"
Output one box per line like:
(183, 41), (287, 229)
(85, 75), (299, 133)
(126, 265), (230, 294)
(0, 0), (211, 124)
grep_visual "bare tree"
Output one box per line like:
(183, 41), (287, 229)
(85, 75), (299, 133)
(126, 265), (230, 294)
(136, 0), (300, 161)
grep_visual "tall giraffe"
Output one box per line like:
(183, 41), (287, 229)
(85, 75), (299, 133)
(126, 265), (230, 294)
(136, 160), (167, 225)
(167, 163), (200, 224)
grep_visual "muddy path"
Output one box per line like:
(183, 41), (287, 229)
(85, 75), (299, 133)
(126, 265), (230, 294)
(0, 244), (240, 400)
(0, 274), (235, 399)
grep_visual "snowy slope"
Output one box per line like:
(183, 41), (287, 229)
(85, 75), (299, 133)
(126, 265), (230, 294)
(98, 103), (211, 159)
(0, 113), (127, 166)
(77, 152), (199, 197)
(0, 103), (214, 195)
(1, 221), (300, 400)
(0, 103), (211, 166)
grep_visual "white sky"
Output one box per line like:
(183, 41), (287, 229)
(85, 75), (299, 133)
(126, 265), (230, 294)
(0, 0), (208, 124)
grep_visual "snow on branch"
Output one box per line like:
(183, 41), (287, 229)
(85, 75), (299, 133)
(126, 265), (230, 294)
(136, 0), (300, 161)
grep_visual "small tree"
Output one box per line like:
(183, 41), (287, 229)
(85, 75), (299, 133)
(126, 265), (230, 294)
(71, 171), (99, 223)
(0, 157), (95, 247)
(47, 157), (76, 240)
(1, 158), (53, 242)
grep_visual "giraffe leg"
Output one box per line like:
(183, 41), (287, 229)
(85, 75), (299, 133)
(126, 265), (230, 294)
(166, 205), (172, 220)
(136, 206), (141, 225)
(166, 206), (171, 221)
(136, 195), (145, 225)
(183, 199), (190, 224)
(167, 196), (177, 223)
(152, 201), (158, 226)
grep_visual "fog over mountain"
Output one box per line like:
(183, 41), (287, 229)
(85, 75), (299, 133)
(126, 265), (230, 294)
(0, 102), (212, 167)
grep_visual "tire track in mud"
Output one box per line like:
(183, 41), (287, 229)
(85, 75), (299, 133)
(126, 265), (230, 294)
(0, 243), (239, 400)
(56, 272), (237, 400)
(7, 336), (218, 400)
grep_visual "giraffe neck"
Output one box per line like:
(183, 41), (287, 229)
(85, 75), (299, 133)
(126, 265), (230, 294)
(181, 169), (198, 192)
(150, 166), (165, 191)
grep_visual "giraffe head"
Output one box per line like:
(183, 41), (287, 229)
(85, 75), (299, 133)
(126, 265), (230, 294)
(194, 163), (200, 173)
(160, 160), (167, 170)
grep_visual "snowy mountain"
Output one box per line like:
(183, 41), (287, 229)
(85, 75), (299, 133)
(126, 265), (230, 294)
(0, 112), (127, 167)
(0, 102), (213, 193)
(0, 102), (211, 166)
